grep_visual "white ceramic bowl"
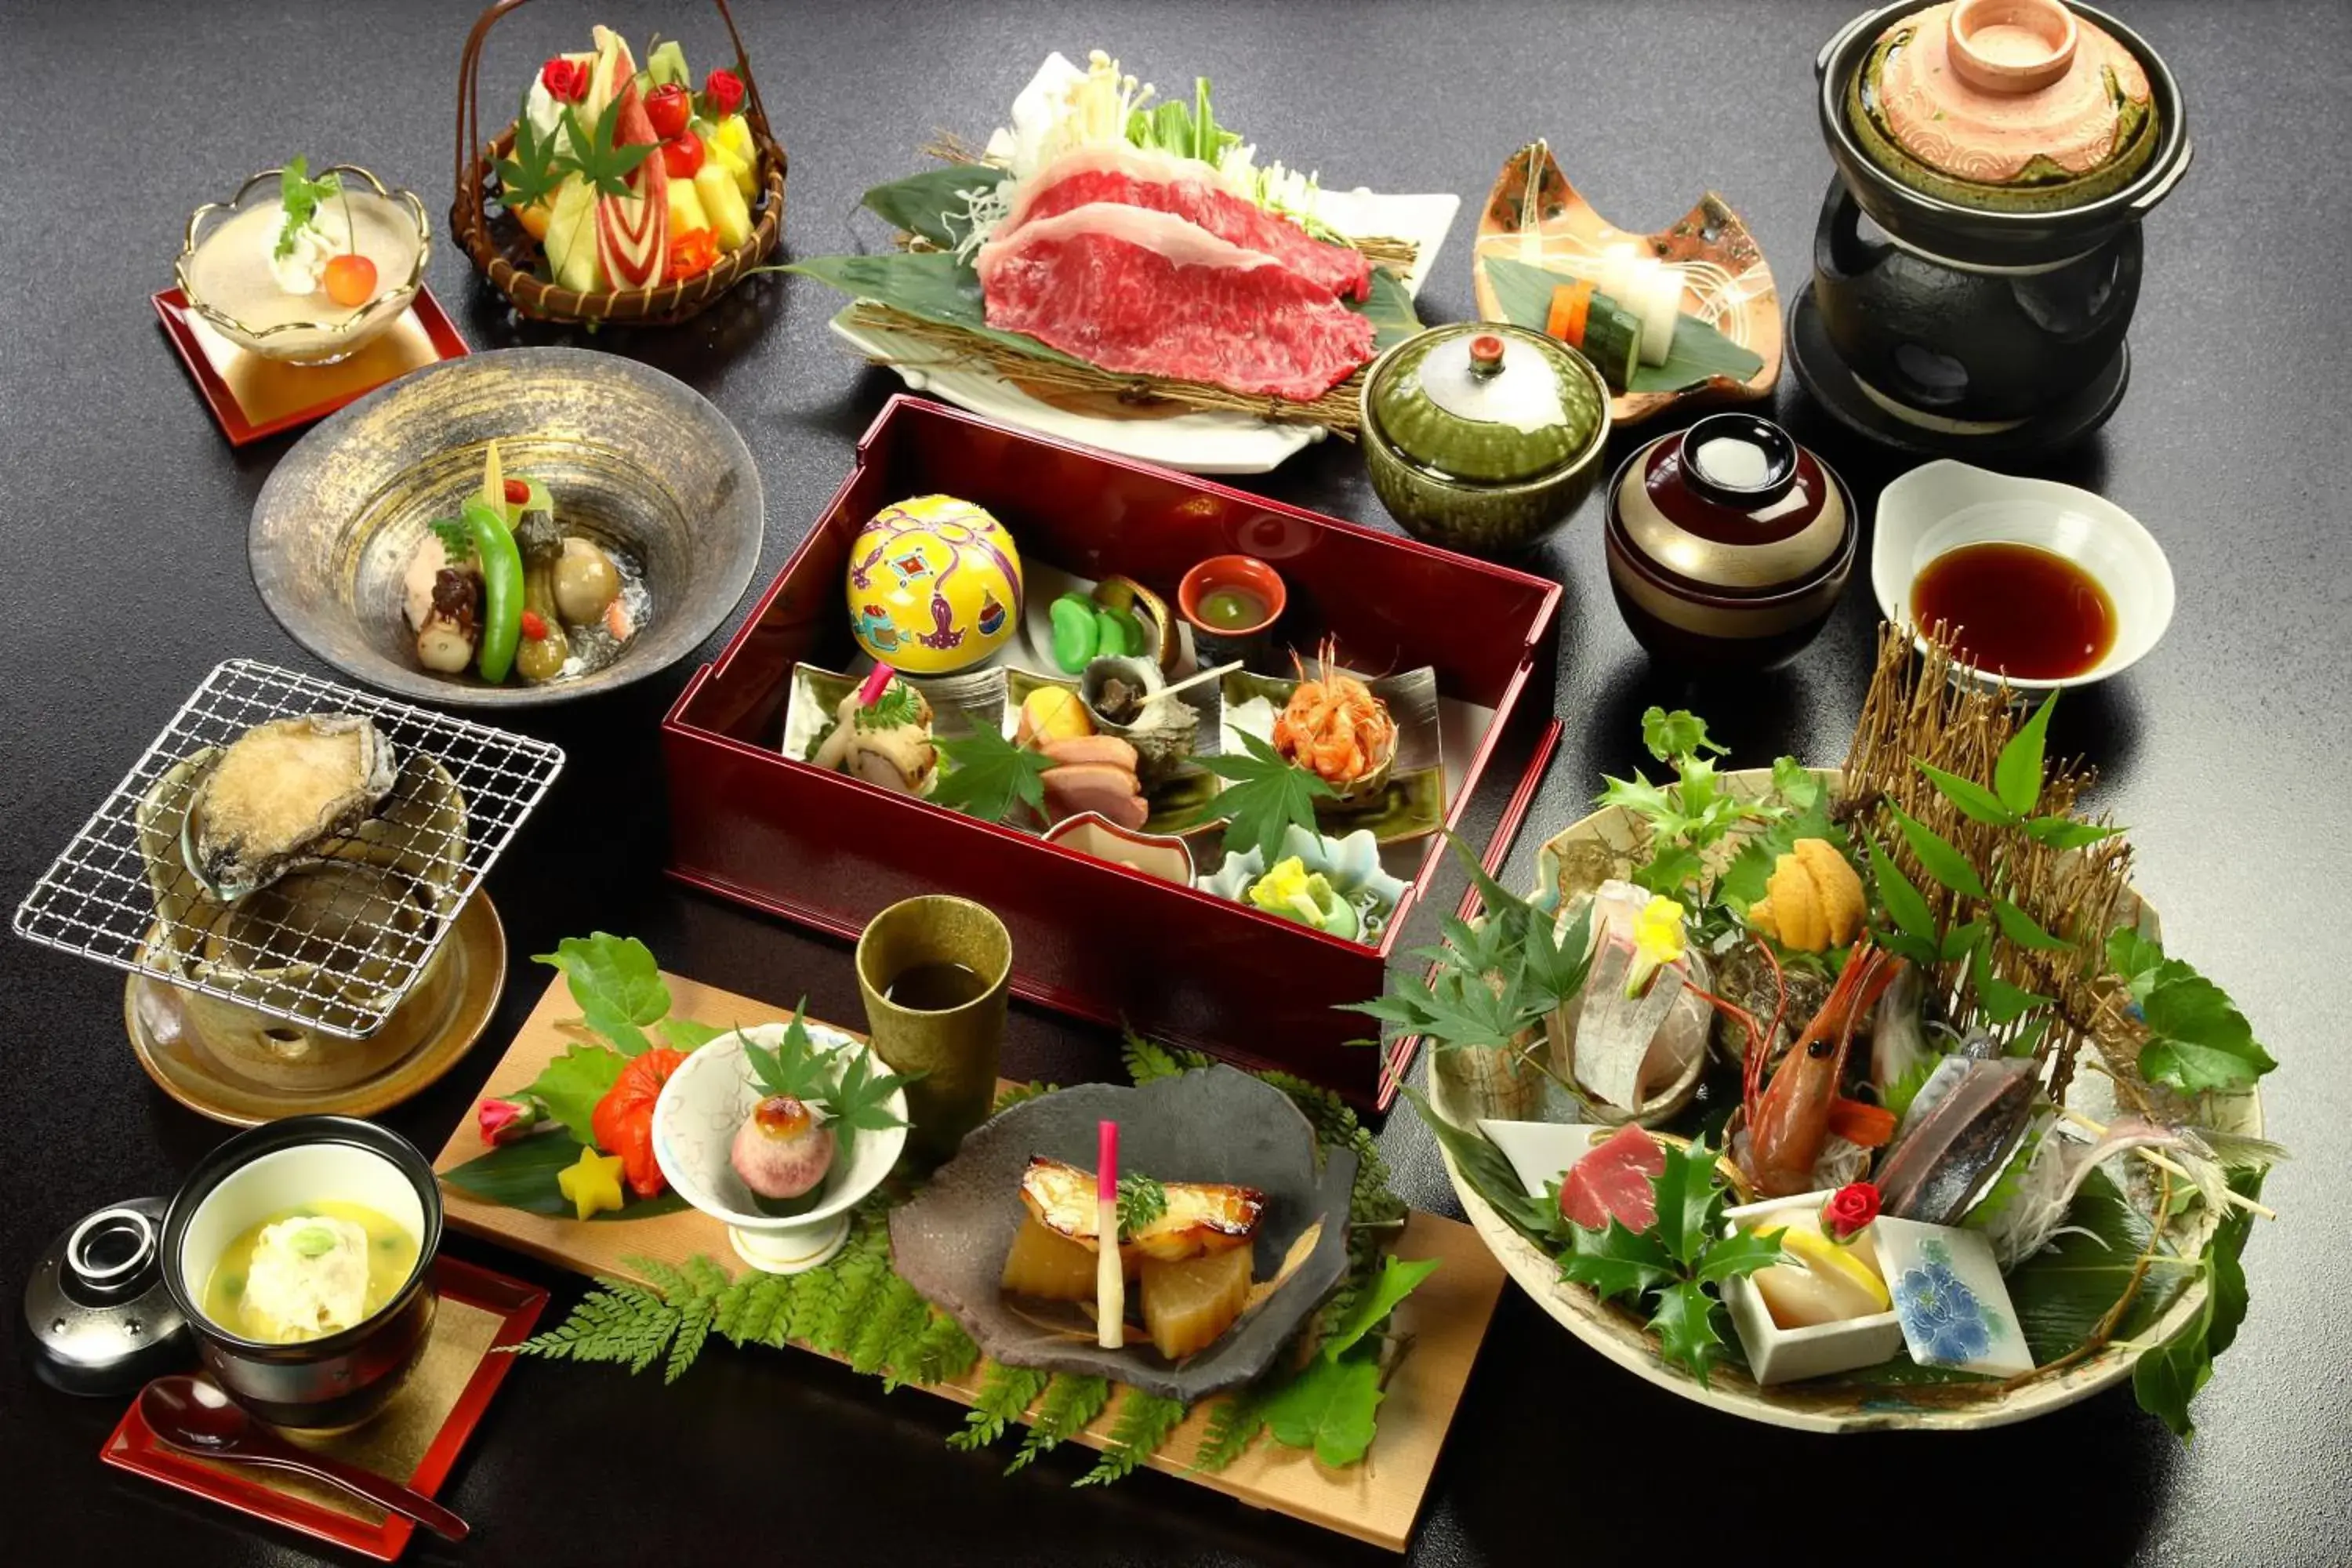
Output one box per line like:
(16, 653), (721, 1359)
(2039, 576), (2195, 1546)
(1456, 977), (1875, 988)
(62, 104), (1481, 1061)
(651, 1022), (908, 1274)
(1871, 459), (2174, 691)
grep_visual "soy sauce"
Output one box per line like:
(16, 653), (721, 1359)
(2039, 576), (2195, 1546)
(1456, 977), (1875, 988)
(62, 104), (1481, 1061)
(1911, 543), (2116, 680)
(884, 960), (989, 1011)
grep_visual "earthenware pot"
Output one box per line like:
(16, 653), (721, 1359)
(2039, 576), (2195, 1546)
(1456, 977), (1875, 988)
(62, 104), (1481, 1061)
(855, 895), (1011, 1163)
(1602, 413), (1855, 670)
(1362, 323), (1611, 557)
(160, 1117), (441, 1431)
(1818, 0), (2190, 267)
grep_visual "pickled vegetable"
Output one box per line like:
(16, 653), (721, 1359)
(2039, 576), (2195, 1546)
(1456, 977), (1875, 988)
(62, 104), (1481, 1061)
(1049, 593), (1099, 673)
(1139, 1245), (1253, 1359)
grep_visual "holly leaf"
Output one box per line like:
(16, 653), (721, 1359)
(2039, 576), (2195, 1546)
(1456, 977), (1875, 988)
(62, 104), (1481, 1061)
(515, 1041), (628, 1145)
(1647, 1279), (1730, 1388)
(931, 727), (1051, 825)
(1646, 1137), (1725, 1272)
(1261, 1352), (1384, 1468)
(1693, 1225), (1785, 1287)
(1917, 761), (2020, 827)
(1641, 706), (1726, 763)
(535, 933), (669, 1057)
(1867, 832), (1938, 944)
(1557, 1218), (1677, 1303)
(1888, 804), (1988, 901)
(1633, 844), (1705, 899)
(1317, 1255), (1439, 1363)
(1205, 728), (1335, 864)
(1597, 768), (1681, 828)
(1995, 692), (2057, 816)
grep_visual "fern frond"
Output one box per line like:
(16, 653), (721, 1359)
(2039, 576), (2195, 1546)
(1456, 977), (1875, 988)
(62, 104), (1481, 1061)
(993, 1080), (1056, 1114)
(1192, 1385), (1269, 1474)
(1006, 1374), (1112, 1473)
(949, 1363), (1051, 1451)
(1075, 1390), (1187, 1486)
(665, 1294), (716, 1385)
(849, 1276), (931, 1376)
(509, 1279), (680, 1375)
(1120, 1028), (1209, 1085)
(716, 1272), (792, 1348)
(889, 1312), (981, 1392)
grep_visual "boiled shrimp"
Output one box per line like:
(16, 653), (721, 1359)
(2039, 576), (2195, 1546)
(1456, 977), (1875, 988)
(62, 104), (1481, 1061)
(1742, 942), (1904, 1197)
(1271, 638), (1396, 789)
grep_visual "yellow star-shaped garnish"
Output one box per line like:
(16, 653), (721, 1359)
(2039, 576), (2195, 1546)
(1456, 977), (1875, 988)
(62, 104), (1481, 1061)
(557, 1145), (626, 1221)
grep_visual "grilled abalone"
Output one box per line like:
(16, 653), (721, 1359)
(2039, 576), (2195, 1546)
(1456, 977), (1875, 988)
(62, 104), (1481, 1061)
(187, 714), (399, 902)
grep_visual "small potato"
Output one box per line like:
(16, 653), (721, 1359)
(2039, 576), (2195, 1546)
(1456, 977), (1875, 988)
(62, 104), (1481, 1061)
(553, 536), (622, 626)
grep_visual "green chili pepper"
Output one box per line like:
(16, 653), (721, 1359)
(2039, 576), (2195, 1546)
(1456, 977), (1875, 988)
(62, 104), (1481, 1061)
(463, 497), (525, 684)
(1049, 593), (1099, 673)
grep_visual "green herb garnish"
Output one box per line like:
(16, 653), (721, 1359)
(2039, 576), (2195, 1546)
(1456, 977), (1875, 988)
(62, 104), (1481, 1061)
(2107, 929), (2276, 1094)
(1204, 728), (1334, 865)
(855, 680), (923, 730)
(275, 156), (343, 259)
(742, 1002), (917, 1167)
(495, 106), (568, 212)
(560, 99), (659, 200)
(430, 517), (474, 562)
(1115, 1173), (1167, 1240)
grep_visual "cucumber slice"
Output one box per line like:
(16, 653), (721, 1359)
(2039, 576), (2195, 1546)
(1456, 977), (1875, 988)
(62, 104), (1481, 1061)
(1581, 293), (1642, 391)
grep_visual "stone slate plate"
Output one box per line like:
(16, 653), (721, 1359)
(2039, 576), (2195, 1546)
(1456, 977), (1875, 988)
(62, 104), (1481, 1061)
(888, 1065), (1355, 1402)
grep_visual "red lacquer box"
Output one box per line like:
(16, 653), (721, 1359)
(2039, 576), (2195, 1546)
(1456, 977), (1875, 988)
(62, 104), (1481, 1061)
(661, 397), (1560, 1098)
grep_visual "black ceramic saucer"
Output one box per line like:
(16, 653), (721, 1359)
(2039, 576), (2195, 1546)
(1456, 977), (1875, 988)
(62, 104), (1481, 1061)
(1788, 283), (2130, 459)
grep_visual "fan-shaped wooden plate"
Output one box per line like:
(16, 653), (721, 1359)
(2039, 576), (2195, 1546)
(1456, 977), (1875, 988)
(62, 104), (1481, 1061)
(1472, 141), (1781, 426)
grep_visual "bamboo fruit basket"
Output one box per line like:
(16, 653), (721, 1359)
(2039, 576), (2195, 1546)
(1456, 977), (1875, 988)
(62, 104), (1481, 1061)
(452, 0), (788, 326)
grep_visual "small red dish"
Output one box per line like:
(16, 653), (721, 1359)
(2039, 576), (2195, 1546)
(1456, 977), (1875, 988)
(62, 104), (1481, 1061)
(152, 285), (470, 448)
(100, 1254), (544, 1563)
(1178, 554), (1288, 637)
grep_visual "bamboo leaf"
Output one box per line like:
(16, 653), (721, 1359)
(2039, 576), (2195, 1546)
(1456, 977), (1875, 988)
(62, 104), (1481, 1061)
(859, 165), (1007, 249)
(1993, 898), (2074, 952)
(441, 1134), (691, 1220)
(1888, 804), (1989, 901)
(1917, 761), (2020, 826)
(1866, 832), (1938, 943)
(1996, 693), (2058, 816)
(2026, 816), (2123, 851)
(1484, 256), (1765, 392)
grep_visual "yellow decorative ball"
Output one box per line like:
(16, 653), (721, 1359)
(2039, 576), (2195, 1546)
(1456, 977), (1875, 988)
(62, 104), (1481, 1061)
(844, 495), (1024, 674)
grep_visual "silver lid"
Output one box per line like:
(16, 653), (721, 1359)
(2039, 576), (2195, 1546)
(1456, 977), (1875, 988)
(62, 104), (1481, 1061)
(24, 1197), (192, 1396)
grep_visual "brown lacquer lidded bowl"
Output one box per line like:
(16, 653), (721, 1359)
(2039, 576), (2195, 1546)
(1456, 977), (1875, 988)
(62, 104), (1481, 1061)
(1603, 412), (1855, 670)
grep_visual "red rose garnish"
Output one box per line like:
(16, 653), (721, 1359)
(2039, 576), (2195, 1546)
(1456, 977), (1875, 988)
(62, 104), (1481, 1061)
(703, 67), (745, 118)
(540, 57), (589, 103)
(1823, 1181), (1881, 1242)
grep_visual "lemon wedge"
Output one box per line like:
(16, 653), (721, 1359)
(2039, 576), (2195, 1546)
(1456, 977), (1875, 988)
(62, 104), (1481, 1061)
(1777, 1225), (1893, 1313)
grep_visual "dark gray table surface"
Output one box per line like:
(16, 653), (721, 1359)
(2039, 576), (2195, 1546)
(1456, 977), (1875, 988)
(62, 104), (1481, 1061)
(4, 2), (2346, 1563)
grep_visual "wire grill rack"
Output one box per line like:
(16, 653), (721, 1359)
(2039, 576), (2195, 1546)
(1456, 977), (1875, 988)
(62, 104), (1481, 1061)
(13, 659), (564, 1038)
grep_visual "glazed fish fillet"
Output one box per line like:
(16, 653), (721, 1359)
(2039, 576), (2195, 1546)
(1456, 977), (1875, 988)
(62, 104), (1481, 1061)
(1019, 1155), (1264, 1264)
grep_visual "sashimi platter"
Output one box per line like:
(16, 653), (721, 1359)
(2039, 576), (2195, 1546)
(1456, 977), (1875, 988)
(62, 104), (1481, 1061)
(23, 0), (2290, 1558)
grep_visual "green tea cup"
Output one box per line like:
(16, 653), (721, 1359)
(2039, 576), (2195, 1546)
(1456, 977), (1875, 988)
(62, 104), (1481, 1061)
(855, 895), (1011, 1163)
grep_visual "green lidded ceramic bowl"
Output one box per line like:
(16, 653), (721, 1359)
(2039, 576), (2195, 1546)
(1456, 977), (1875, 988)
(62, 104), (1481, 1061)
(1363, 323), (1612, 557)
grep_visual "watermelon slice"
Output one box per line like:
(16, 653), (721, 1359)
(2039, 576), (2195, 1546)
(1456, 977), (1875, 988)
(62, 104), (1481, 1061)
(597, 81), (670, 289)
(1559, 1123), (1667, 1232)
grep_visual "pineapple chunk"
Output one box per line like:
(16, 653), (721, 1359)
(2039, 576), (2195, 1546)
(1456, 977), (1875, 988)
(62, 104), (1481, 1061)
(1000, 1216), (1101, 1301)
(693, 163), (753, 252)
(666, 176), (710, 237)
(1141, 1246), (1254, 1360)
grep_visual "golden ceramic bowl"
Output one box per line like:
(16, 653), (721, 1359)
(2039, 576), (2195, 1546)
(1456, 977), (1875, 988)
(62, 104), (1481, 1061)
(249, 348), (765, 708)
(176, 166), (430, 366)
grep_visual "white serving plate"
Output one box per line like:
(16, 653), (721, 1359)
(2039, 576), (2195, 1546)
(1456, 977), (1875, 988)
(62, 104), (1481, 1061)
(829, 188), (1460, 476)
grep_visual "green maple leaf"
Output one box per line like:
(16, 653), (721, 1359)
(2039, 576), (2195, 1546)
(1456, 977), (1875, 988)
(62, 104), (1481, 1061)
(744, 1003), (916, 1168)
(931, 726), (1052, 824)
(495, 111), (568, 211)
(1206, 729), (1335, 863)
(560, 98), (659, 200)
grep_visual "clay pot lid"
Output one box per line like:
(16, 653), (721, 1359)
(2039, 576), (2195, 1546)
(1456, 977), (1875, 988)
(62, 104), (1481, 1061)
(1609, 414), (1850, 597)
(1861, 0), (2153, 188)
(1367, 324), (1603, 485)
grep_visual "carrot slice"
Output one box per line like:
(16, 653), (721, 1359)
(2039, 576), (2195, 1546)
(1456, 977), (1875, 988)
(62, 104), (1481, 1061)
(1545, 281), (1594, 347)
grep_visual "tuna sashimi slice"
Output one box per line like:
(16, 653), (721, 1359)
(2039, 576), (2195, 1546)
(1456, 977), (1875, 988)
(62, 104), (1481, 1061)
(975, 203), (1376, 402)
(1003, 143), (1372, 301)
(1559, 1123), (1668, 1232)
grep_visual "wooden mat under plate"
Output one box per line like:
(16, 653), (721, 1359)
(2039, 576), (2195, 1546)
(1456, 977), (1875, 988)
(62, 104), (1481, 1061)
(434, 970), (1507, 1552)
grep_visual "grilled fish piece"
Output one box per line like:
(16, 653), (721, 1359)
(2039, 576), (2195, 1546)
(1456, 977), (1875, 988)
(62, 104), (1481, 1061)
(1019, 1155), (1265, 1265)
(187, 714), (398, 903)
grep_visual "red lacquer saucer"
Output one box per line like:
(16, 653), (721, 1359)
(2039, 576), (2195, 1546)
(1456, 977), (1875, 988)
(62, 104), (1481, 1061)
(100, 1255), (545, 1562)
(153, 285), (470, 447)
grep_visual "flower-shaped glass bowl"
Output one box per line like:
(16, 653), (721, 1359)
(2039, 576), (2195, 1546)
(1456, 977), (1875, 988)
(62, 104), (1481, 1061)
(176, 167), (430, 365)
(1200, 825), (1407, 947)
(651, 1023), (909, 1275)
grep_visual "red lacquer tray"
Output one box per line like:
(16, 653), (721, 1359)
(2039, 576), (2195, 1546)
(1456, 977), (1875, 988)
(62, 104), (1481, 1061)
(662, 396), (1562, 1102)
(152, 286), (470, 446)
(100, 1255), (545, 1562)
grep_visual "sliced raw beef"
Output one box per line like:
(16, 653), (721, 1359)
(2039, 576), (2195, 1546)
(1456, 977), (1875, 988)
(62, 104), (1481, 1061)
(975, 204), (1376, 401)
(1559, 1123), (1668, 1232)
(1003, 144), (1372, 301)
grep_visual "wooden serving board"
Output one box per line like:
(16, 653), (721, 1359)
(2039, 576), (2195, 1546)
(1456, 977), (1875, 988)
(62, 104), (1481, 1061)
(434, 971), (1508, 1553)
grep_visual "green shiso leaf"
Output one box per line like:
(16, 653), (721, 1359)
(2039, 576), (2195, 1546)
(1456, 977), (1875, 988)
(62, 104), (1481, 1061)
(1483, 255), (1765, 393)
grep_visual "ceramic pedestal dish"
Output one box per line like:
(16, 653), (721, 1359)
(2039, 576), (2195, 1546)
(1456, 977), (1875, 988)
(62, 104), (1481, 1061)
(1362, 323), (1611, 557)
(1603, 412), (1855, 670)
(1794, 0), (2190, 451)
